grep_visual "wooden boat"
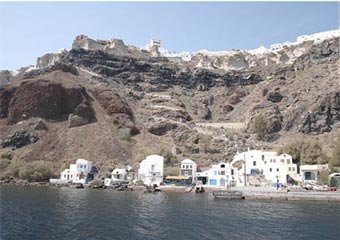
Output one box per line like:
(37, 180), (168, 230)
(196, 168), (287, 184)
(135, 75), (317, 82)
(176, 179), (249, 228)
(213, 190), (244, 199)
(195, 185), (205, 193)
(70, 183), (84, 189)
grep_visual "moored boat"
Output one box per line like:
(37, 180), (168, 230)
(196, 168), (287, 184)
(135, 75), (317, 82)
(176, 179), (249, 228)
(195, 185), (205, 193)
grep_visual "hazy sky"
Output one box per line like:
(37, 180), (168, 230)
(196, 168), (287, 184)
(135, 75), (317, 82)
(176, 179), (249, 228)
(0, 2), (338, 70)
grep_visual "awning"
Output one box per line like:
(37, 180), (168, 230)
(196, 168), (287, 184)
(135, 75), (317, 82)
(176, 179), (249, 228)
(165, 176), (190, 180)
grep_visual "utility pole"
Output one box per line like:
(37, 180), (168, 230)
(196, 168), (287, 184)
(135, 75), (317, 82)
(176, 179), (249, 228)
(244, 153), (247, 187)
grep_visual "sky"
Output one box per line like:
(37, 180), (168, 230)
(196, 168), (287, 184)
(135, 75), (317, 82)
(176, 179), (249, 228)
(0, 2), (339, 70)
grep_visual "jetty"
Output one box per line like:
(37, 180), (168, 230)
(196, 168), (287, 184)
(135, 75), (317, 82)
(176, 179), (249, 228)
(232, 186), (340, 202)
(213, 190), (244, 199)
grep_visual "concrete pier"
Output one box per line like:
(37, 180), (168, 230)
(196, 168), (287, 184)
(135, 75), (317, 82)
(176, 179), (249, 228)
(232, 186), (340, 202)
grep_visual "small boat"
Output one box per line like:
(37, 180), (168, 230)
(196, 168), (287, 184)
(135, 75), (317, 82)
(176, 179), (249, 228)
(75, 184), (84, 189)
(195, 185), (205, 193)
(70, 183), (84, 189)
(213, 190), (244, 199)
(144, 186), (161, 193)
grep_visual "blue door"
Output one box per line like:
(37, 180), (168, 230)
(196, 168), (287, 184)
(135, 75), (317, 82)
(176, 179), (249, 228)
(209, 179), (217, 185)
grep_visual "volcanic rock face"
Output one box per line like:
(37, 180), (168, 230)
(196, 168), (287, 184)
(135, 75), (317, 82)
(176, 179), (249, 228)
(94, 89), (133, 116)
(36, 51), (68, 69)
(32, 119), (48, 131)
(5, 79), (94, 125)
(22, 63), (79, 80)
(0, 87), (15, 118)
(222, 104), (234, 114)
(0, 29), (339, 171)
(266, 91), (284, 103)
(93, 88), (138, 135)
(248, 103), (283, 134)
(0, 130), (39, 149)
(68, 103), (96, 128)
(0, 70), (14, 86)
(63, 48), (263, 91)
(301, 92), (340, 134)
(147, 121), (178, 136)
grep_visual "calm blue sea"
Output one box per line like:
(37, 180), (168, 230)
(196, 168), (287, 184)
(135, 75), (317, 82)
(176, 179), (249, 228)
(1, 186), (339, 240)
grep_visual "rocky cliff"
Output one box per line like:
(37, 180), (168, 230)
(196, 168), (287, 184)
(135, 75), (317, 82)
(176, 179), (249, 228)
(0, 29), (339, 176)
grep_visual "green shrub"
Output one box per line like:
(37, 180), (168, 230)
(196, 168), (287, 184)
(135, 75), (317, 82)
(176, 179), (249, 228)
(9, 160), (21, 178)
(1, 153), (12, 160)
(330, 135), (340, 167)
(279, 139), (329, 165)
(0, 170), (11, 179)
(159, 149), (175, 166)
(100, 171), (112, 179)
(318, 170), (330, 185)
(118, 128), (131, 141)
(0, 159), (10, 169)
(164, 166), (179, 177)
(200, 135), (211, 153)
(0, 153), (13, 170)
(18, 161), (52, 182)
(8, 161), (53, 182)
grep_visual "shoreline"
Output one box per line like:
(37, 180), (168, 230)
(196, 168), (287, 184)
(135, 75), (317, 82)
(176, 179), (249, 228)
(240, 190), (340, 202)
(159, 185), (340, 202)
(2, 181), (340, 202)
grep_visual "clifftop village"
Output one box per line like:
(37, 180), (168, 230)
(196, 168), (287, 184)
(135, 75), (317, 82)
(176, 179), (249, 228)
(50, 149), (340, 194)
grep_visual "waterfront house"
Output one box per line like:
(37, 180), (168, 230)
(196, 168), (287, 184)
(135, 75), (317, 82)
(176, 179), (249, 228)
(232, 149), (298, 185)
(300, 164), (329, 184)
(60, 159), (93, 184)
(195, 168), (210, 185)
(195, 163), (238, 187)
(104, 168), (128, 186)
(206, 163), (237, 187)
(138, 155), (164, 186)
(111, 168), (128, 181)
(179, 159), (197, 182)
